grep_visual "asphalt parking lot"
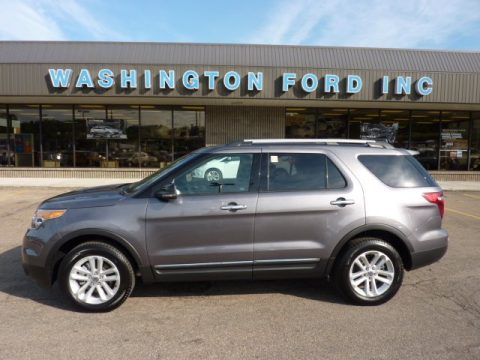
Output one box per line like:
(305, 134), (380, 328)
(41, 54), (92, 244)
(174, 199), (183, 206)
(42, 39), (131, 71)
(0, 188), (479, 359)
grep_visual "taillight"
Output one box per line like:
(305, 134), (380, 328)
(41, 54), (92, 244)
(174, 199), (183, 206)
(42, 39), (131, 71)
(423, 191), (445, 218)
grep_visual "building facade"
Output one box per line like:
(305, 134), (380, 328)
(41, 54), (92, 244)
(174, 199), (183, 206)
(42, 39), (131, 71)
(0, 41), (479, 171)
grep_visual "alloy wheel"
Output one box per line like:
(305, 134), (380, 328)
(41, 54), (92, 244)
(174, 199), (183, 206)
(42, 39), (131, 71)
(348, 250), (395, 298)
(68, 255), (121, 305)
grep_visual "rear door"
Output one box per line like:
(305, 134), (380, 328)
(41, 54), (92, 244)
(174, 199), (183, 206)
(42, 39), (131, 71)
(253, 150), (365, 279)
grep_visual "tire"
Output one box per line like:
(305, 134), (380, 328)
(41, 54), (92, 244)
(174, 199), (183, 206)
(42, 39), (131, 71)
(334, 237), (404, 305)
(204, 168), (223, 182)
(59, 241), (135, 312)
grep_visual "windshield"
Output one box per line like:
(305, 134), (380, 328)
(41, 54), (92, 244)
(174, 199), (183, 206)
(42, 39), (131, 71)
(125, 152), (198, 194)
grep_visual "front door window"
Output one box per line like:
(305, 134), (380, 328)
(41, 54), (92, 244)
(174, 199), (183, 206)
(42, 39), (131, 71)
(174, 154), (254, 195)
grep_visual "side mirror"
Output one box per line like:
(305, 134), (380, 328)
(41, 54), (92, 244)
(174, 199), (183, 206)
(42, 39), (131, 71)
(154, 183), (177, 201)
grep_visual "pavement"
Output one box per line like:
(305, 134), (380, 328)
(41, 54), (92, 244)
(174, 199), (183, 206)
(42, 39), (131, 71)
(439, 181), (480, 191)
(0, 177), (136, 188)
(0, 188), (479, 359)
(0, 177), (479, 191)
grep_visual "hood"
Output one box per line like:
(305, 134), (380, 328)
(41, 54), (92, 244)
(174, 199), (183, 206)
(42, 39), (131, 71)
(39, 183), (130, 210)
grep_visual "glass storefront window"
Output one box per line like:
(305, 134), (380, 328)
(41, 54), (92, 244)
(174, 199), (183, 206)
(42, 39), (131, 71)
(440, 111), (470, 170)
(173, 108), (205, 159)
(41, 105), (74, 167)
(411, 111), (440, 170)
(0, 105), (6, 135)
(8, 105), (41, 167)
(74, 105), (107, 167)
(140, 107), (173, 167)
(286, 108), (315, 138)
(0, 105), (12, 166)
(469, 112), (480, 171)
(107, 106), (140, 168)
(317, 109), (347, 138)
(348, 109), (380, 141)
(379, 110), (410, 148)
(0, 104), (479, 172)
(350, 109), (409, 146)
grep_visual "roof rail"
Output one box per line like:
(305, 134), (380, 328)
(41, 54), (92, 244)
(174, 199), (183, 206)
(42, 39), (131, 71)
(243, 138), (374, 145)
(237, 138), (395, 149)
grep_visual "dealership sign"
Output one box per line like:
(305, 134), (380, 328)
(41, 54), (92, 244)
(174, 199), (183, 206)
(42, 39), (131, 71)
(48, 68), (433, 96)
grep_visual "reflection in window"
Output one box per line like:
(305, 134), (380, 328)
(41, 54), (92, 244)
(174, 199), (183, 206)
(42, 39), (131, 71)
(350, 109), (409, 146)
(349, 109), (380, 141)
(411, 111), (440, 170)
(0, 105), (6, 135)
(286, 109), (315, 138)
(108, 106), (140, 168)
(140, 107), (173, 166)
(471, 113), (480, 171)
(359, 155), (436, 188)
(74, 105), (107, 167)
(175, 154), (253, 195)
(173, 108), (205, 159)
(440, 111), (469, 171)
(379, 110), (410, 148)
(317, 109), (347, 138)
(8, 105), (41, 167)
(41, 105), (74, 167)
(0, 105), (12, 166)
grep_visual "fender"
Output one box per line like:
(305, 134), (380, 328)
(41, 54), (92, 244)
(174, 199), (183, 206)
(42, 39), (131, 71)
(324, 224), (413, 278)
(47, 228), (154, 283)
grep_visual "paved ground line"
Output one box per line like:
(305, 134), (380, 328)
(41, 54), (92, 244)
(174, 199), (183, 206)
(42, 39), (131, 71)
(0, 189), (31, 198)
(463, 193), (480, 200)
(447, 208), (480, 221)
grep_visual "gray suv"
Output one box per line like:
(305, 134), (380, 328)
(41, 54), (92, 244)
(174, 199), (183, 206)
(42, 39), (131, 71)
(22, 139), (448, 311)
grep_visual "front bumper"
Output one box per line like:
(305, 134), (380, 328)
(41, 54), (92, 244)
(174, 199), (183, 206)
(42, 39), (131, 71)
(22, 261), (51, 288)
(22, 233), (53, 288)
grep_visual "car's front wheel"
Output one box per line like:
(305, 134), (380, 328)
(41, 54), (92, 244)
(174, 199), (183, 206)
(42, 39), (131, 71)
(334, 238), (404, 305)
(59, 241), (135, 312)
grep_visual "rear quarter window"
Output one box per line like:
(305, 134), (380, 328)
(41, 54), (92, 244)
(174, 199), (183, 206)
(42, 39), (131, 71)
(358, 155), (438, 188)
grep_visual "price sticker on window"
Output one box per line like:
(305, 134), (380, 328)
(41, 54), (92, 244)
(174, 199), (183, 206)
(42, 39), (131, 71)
(270, 155), (279, 163)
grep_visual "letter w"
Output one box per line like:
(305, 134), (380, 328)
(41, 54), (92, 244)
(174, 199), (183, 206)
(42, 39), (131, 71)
(48, 68), (73, 87)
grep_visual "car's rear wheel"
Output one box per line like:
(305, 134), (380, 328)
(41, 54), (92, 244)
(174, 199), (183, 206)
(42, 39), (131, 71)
(334, 238), (404, 305)
(59, 241), (135, 312)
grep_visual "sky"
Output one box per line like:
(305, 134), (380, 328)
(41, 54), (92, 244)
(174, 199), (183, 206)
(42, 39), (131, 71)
(0, 0), (479, 50)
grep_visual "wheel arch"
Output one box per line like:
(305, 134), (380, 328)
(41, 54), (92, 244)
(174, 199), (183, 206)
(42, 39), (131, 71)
(49, 229), (147, 284)
(326, 225), (413, 278)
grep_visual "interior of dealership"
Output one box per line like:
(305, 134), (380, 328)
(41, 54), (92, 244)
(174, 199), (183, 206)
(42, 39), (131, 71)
(0, 104), (479, 171)
(0, 105), (480, 171)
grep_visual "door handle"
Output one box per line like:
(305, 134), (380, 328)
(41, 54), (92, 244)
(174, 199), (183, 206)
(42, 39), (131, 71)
(221, 203), (248, 211)
(330, 197), (355, 207)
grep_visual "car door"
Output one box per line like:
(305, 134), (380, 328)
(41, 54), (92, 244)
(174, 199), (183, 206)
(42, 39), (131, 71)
(146, 152), (260, 281)
(253, 150), (365, 279)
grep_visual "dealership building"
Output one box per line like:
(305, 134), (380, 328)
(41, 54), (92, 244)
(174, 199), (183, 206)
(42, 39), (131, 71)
(0, 41), (479, 177)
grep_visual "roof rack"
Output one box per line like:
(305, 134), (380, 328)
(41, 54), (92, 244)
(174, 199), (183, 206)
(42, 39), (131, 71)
(233, 139), (395, 149)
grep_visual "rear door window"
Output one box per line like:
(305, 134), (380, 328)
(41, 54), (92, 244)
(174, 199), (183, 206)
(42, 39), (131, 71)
(358, 155), (438, 188)
(265, 153), (346, 192)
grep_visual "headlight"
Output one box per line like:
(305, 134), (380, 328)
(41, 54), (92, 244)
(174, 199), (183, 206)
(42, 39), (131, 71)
(31, 209), (66, 229)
